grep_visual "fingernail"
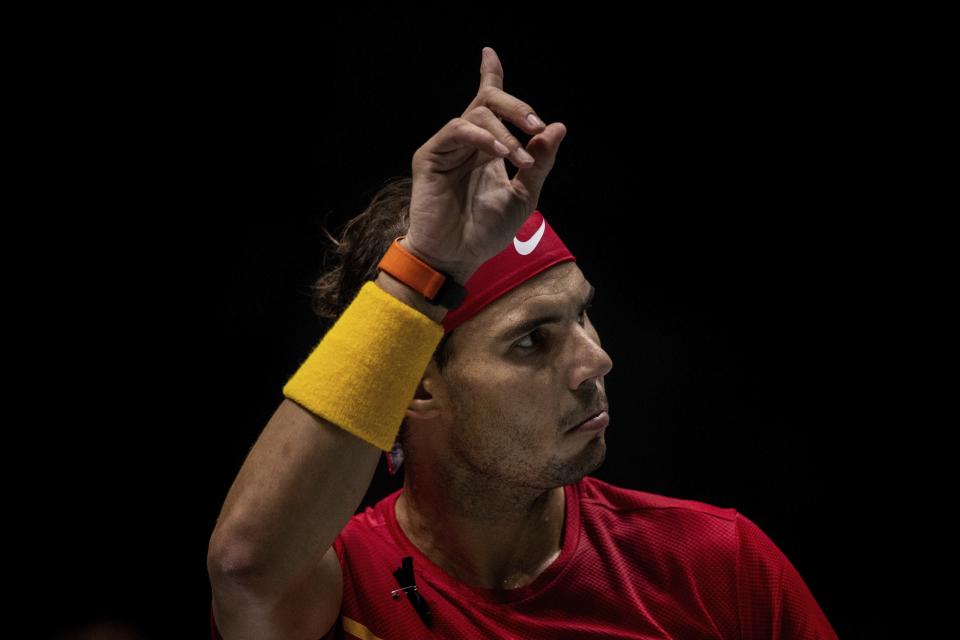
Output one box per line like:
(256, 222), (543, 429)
(516, 148), (535, 164)
(526, 113), (545, 128)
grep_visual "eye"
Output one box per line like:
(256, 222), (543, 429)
(515, 328), (546, 351)
(580, 301), (593, 325)
(514, 304), (593, 352)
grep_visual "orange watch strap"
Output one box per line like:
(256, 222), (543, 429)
(377, 236), (447, 300)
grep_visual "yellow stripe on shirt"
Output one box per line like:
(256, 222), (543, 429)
(342, 615), (385, 640)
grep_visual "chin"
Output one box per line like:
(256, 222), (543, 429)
(585, 435), (607, 473)
(565, 435), (607, 483)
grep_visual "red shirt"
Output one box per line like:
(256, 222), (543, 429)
(211, 475), (837, 639)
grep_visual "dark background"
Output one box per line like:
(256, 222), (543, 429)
(33, 15), (902, 639)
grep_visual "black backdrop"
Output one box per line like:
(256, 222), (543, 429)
(36, 18), (900, 639)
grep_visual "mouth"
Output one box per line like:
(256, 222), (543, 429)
(567, 406), (609, 432)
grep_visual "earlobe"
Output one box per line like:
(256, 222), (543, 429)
(405, 397), (441, 420)
(406, 379), (441, 420)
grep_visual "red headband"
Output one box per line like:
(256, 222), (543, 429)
(441, 209), (576, 335)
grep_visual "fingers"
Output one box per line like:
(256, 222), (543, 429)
(479, 47), (502, 91)
(459, 85), (545, 168)
(467, 87), (546, 137)
(418, 47), (551, 174)
(511, 122), (567, 202)
(415, 117), (516, 169)
(463, 106), (536, 168)
(467, 48), (546, 137)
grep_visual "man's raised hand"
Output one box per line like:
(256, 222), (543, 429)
(405, 46), (567, 283)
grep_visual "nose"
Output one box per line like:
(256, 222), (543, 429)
(570, 326), (613, 390)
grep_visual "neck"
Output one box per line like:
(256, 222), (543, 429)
(395, 462), (566, 591)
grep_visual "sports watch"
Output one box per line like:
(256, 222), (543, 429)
(376, 236), (468, 310)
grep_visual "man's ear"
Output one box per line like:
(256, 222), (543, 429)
(405, 362), (444, 421)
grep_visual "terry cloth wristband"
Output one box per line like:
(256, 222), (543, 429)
(282, 280), (444, 452)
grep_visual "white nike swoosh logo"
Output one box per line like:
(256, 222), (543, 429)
(514, 219), (546, 255)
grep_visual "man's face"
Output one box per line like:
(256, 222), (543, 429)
(438, 262), (613, 490)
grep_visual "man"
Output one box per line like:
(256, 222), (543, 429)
(207, 46), (838, 639)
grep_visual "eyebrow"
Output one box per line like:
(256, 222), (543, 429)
(499, 283), (596, 341)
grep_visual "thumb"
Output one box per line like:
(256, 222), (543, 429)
(511, 122), (568, 203)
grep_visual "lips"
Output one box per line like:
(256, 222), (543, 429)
(568, 406), (609, 431)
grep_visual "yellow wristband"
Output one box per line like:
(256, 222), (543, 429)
(282, 280), (444, 451)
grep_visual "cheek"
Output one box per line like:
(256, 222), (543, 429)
(497, 383), (561, 442)
(449, 362), (560, 430)
(462, 387), (544, 435)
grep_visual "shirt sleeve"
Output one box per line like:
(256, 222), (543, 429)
(735, 511), (839, 640)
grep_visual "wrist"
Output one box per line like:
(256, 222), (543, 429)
(375, 270), (448, 324)
(398, 238), (475, 285)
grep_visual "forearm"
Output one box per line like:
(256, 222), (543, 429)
(208, 274), (447, 597)
(208, 397), (380, 596)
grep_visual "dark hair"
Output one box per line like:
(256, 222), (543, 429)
(309, 175), (456, 373)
